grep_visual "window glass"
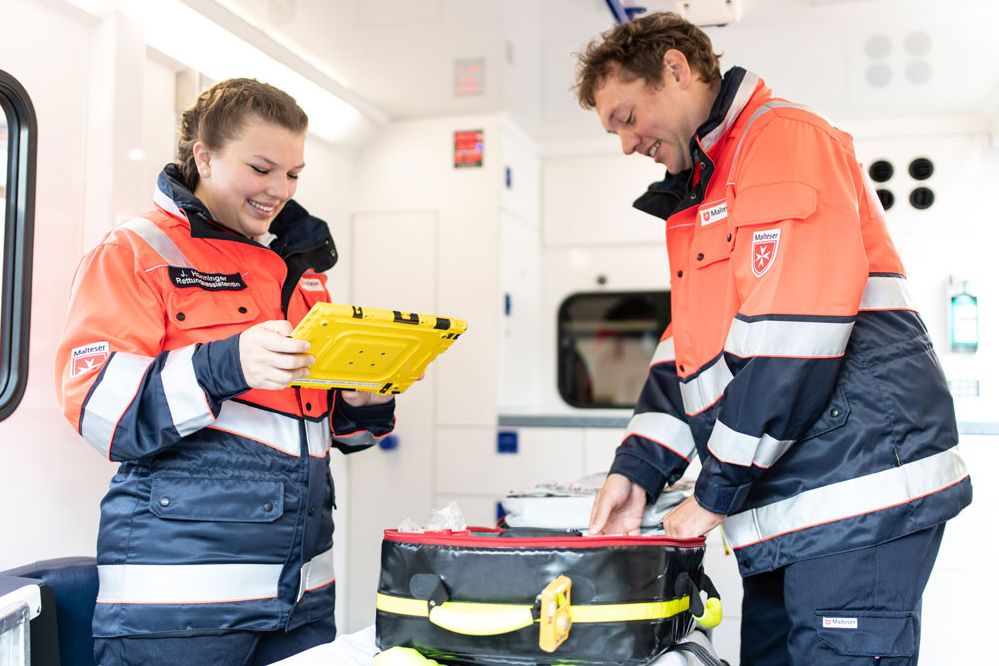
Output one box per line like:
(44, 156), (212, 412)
(0, 71), (37, 422)
(558, 291), (670, 409)
(0, 108), (7, 331)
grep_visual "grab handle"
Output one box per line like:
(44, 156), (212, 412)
(427, 601), (534, 636)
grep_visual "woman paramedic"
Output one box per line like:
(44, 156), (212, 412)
(54, 78), (395, 665)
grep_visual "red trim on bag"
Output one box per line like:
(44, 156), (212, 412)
(383, 528), (704, 548)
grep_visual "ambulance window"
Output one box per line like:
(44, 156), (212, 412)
(558, 291), (670, 409)
(0, 71), (36, 422)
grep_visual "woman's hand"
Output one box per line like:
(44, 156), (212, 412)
(340, 390), (395, 407)
(238, 320), (314, 390)
(340, 371), (424, 407)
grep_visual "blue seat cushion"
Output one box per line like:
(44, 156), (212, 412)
(2, 557), (98, 666)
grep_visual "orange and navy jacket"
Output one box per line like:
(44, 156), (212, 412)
(610, 68), (971, 576)
(55, 164), (395, 636)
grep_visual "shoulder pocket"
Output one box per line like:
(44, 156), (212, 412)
(732, 181), (816, 228)
(149, 477), (284, 523)
(815, 610), (915, 657)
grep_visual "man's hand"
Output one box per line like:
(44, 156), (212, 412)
(588, 473), (647, 536)
(661, 495), (724, 538)
(238, 320), (314, 390)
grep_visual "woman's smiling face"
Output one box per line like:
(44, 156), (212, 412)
(194, 115), (306, 239)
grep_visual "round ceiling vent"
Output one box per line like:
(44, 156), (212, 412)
(904, 31), (932, 56)
(876, 189), (895, 211)
(869, 160), (894, 183)
(865, 62), (893, 88)
(909, 157), (934, 180)
(906, 60), (932, 85)
(910, 187), (935, 210)
(865, 34), (892, 59)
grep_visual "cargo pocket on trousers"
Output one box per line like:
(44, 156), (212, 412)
(815, 610), (915, 658)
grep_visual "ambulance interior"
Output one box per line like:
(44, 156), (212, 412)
(1, 0), (996, 663)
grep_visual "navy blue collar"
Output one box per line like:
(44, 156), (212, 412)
(632, 67), (757, 221)
(156, 164), (338, 313)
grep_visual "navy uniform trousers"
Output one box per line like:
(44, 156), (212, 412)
(93, 616), (334, 666)
(740, 524), (944, 666)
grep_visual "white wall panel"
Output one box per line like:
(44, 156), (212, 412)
(434, 207), (501, 426)
(543, 151), (666, 246)
(435, 426), (584, 497)
(345, 210), (438, 631)
(0, 0), (121, 571)
(499, 211), (541, 411)
(499, 119), (540, 226)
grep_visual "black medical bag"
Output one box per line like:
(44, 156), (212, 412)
(375, 527), (718, 665)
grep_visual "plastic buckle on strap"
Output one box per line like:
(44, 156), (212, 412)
(538, 575), (572, 653)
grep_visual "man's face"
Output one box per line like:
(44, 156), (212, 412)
(594, 67), (694, 175)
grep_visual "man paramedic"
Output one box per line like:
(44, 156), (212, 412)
(579, 12), (971, 665)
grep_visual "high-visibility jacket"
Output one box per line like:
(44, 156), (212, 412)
(610, 68), (972, 576)
(55, 165), (395, 636)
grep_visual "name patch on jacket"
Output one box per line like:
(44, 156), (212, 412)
(299, 277), (325, 292)
(698, 200), (728, 226)
(169, 267), (247, 291)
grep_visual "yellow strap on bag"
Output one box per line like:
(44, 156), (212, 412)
(375, 584), (692, 653)
(374, 646), (443, 665)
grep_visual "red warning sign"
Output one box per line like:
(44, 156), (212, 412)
(454, 130), (484, 168)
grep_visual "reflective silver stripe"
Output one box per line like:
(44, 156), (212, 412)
(161, 345), (215, 437)
(305, 418), (331, 457)
(119, 217), (192, 268)
(97, 562), (282, 604)
(297, 547), (335, 601)
(707, 420), (793, 468)
(80, 352), (154, 457)
(624, 412), (695, 460)
(701, 71), (760, 151)
(724, 446), (968, 549)
(333, 429), (381, 449)
(210, 401), (301, 457)
(727, 100), (810, 186)
(861, 275), (915, 311)
(680, 357), (733, 416)
(649, 337), (676, 366)
(152, 184), (188, 222)
(725, 318), (853, 359)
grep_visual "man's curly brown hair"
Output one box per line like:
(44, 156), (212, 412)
(574, 12), (722, 109)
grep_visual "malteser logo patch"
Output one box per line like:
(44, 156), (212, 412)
(168, 267), (247, 291)
(751, 228), (781, 277)
(299, 277), (325, 292)
(70, 341), (109, 378)
(698, 200), (728, 226)
(822, 617), (858, 629)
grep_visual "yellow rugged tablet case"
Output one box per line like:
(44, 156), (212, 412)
(289, 303), (468, 394)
